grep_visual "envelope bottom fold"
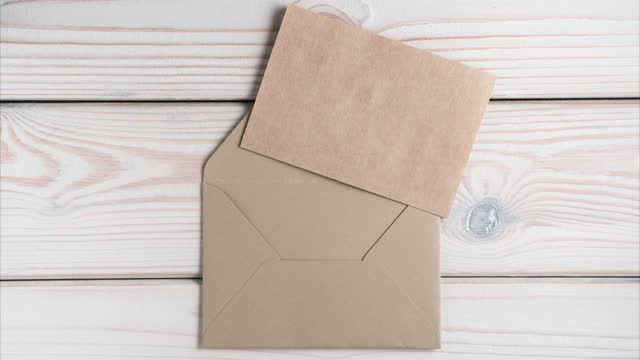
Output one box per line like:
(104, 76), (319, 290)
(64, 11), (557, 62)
(202, 260), (439, 349)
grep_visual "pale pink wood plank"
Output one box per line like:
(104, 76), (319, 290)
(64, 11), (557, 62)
(1, 102), (638, 278)
(1, 0), (638, 100)
(2, 278), (638, 359)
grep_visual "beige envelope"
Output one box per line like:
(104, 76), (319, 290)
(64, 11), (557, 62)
(201, 113), (440, 349)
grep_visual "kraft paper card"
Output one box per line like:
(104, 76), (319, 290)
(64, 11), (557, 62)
(241, 5), (495, 217)
(201, 113), (440, 348)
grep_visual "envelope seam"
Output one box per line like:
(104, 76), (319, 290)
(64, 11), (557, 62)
(203, 182), (281, 258)
(369, 262), (435, 332)
(202, 259), (273, 343)
(361, 205), (408, 261)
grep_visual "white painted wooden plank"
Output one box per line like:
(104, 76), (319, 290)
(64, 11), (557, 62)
(1, 0), (638, 100)
(1, 102), (638, 278)
(1, 278), (638, 359)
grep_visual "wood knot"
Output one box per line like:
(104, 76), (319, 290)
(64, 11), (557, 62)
(296, 0), (371, 26)
(466, 202), (499, 238)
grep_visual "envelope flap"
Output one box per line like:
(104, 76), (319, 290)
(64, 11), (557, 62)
(204, 115), (405, 261)
(203, 261), (440, 348)
(201, 183), (278, 336)
(364, 206), (440, 325)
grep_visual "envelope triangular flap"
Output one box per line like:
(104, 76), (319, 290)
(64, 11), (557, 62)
(203, 261), (439, 349)
(204, 116), (405, 260)
(200, 182), (278, 336)
(364, 206), (441, 340)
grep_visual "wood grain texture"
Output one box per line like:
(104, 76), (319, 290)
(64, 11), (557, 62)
(1, 0), (638, 100)
(1, 278), (638, 359)
(1, 102), (638, 279)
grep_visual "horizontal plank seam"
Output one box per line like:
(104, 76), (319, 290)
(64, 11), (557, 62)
(1, 97), (640, 104)
(1, 275), (639, 282)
